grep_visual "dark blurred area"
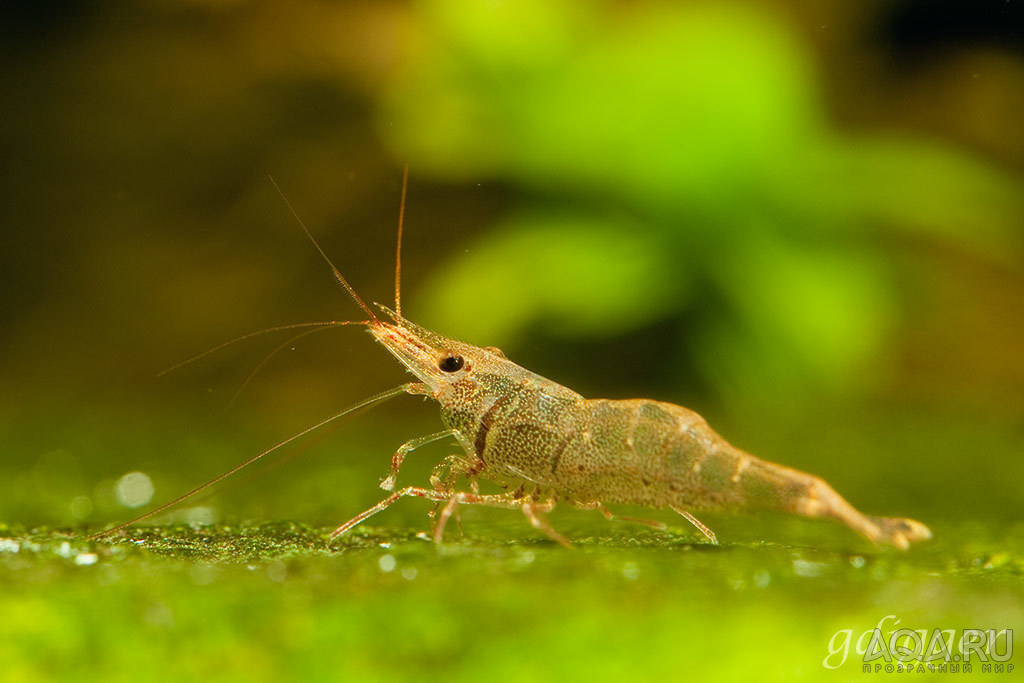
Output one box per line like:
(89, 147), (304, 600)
(1, 0), (1021, 530)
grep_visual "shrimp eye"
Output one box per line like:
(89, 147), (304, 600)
(438, 354), (464, 372)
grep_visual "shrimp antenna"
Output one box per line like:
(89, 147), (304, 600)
(226, 324), (352, 408)
(89, 382), (415, 540)
(157, 320), (362, 378)
(395, 164), (409, 318)
(268, 175), (379, 324)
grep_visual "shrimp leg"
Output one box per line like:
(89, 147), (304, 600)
(380, 429), (470, 491)
(572, 501), (668, 530)
(669, 506), (718, 545)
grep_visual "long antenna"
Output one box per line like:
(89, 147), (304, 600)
(226, 324), (357, 408)
(268, 175), (380, 324)
(89, 382), (415, 540)
(157, 321), (356, 378)
(395, 164), (409, 318)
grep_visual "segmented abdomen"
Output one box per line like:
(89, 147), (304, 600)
(535, 398), (732, 507)
(472, 389), (814, 512)
(561, 398), (823, 511)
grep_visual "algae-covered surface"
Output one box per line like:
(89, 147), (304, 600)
(2, 514), (1021, 681)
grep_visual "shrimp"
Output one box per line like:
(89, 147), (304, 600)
(327, 305), (931, 550)
(92, 169), (932, 550)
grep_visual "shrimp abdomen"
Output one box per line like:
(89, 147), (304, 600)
(555, 398), (931, 548)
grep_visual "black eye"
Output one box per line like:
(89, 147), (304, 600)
(438, 354), (464, 372)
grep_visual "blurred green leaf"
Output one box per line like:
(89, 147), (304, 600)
(699, 231), (894, 409)
(387, 0), (820, 208)
(383, 0), (1023, 406)
(416, 213), (682, 343)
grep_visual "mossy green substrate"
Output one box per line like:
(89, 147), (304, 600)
(1, 520), (1021, 682)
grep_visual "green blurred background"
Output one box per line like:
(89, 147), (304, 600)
(1, 0), (1022, 681)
